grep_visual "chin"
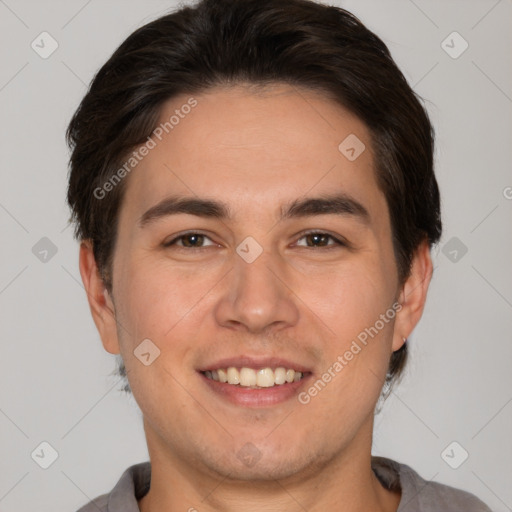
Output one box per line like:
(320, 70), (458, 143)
(196, 441), (334, 483)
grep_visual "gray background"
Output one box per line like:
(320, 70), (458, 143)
(0, 0), (511, 510)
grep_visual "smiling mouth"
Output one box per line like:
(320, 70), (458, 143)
(201, 367), (307, 388)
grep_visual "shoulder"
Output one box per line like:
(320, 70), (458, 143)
(76, 494), (109, 512)
(399, 462), (492, 512)
(74, 462), (151, 512)
(372, 456), (493, 512)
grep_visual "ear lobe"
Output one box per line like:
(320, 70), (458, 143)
(392, 239), (433, 351)
(79, 240), (120, 354)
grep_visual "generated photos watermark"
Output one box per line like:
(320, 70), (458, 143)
(298, 301), (402, 404)
(93, 97), (198, 200)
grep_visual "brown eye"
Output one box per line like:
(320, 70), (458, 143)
(296, 231), (345, 248)
(164, 232), (215, 248)
(179, 234), (205, 247)
(305, 233), (330, 247)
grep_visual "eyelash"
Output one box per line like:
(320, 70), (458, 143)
(162, 230), (347, 250)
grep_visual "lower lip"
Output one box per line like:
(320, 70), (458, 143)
(199, 372), (311, 407)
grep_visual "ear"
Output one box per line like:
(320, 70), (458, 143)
(79, 240), (120, 354)
(392, 239), (433, 351)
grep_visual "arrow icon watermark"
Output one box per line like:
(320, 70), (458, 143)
(134, 338), (161, 366)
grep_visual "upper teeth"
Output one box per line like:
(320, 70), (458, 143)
(204, 367), (304, 387)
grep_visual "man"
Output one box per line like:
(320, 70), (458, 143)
(67, 0), (492, 510)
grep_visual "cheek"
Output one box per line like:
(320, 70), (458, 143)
(302, 262), (395, 340)
(114, 255), (217, 343)
(111, 258), (208, 418)
(297, 258), (397, 409)
(297, 268), (396, 428)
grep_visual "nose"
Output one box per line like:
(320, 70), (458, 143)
(213, 246), (300, 334)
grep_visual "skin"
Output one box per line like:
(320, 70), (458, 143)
(80, 84), (432, 512)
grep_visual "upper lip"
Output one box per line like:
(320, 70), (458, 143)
(198, 356), (312, 373)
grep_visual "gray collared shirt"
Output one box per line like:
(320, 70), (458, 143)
(76, 457), (492, 511)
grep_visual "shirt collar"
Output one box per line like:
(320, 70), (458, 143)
(105, 457), (403, 511)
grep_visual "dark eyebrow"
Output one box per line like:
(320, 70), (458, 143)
(139, 196), (231, 227)
(138, 193), (369, 228)
(281, 194), (370, 223)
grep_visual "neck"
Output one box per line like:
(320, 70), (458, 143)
(138, 418), (400, 512)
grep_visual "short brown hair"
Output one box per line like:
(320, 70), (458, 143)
(66, 0), (442, 389)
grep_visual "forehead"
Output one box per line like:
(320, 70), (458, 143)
(121, 83), (384, 220)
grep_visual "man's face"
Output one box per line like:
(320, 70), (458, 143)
(93, 84), (411, 481)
